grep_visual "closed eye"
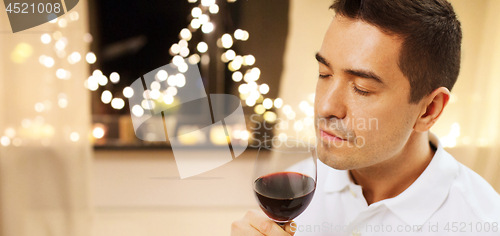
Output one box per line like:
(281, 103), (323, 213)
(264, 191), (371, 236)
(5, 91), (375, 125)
(319, 74), (330, 79)
(353, 85), (369, 96)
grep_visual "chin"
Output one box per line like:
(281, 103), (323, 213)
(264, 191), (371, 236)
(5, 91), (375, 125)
(317, 146), (357, 170)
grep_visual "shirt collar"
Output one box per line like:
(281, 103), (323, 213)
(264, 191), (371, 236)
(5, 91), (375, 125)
(321, 132), (459, 226)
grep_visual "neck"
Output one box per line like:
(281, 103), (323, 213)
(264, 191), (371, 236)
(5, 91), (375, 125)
(350, 131), (434, 205)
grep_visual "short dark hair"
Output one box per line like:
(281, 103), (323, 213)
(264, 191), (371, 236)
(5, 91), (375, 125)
(330, 0), (462, 103)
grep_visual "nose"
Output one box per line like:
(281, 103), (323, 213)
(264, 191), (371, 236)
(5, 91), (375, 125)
(315, 77), (347, 121)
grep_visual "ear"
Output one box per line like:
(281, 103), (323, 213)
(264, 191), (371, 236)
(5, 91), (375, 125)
(414, 87), (450, 132)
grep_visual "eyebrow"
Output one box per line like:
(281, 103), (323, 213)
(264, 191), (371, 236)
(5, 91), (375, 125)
(315, 53), (385, 85)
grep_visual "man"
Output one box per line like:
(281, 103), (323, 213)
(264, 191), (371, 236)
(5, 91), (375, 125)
(231, 0), (500, 235)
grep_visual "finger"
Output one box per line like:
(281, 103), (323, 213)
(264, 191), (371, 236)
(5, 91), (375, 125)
(246, 210), (290, 236)
(284, 221), (296, 235)
(231, 219), (265, 236)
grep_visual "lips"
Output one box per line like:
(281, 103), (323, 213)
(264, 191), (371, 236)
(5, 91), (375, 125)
(319, 129), (348, 142)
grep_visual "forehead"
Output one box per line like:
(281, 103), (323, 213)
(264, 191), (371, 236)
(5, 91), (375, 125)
(319, 16), (406, 85)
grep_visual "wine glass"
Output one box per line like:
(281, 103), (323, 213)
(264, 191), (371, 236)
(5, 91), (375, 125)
(253, 138), (317, 226)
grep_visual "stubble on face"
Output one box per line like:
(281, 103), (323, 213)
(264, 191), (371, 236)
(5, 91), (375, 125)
(314, 16), (419, 171)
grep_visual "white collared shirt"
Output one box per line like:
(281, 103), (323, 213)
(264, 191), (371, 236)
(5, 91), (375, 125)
(293, 134), (500, 235)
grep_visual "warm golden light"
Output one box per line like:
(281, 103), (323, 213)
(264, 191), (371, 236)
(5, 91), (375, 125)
(110, 72), (120, 83)
(101, 90), (112, 104)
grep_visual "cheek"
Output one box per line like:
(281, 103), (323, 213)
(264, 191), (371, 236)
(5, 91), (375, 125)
(351, 103), (414, 151)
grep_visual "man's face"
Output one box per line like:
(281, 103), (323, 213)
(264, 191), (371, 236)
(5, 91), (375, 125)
(315, 16), (421, 170)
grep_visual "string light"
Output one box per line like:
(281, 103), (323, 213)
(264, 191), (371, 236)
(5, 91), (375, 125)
(111, 98), (125, 110)
(167, 75), (177, 86)
(93, 126), (105, 139)
(306, 107), (315, 117)
(69, 12), (79, 21)
(43, 57), (54, 67)
(244, 55), (255, 65)
(58, 18), (67, 28)
(197, 42), (208, 53)
(188, 54), (200, 64)
(55, 40), (66, 50)
(209, 4), (219, 14)
(221, 53), (229, 63)
(88, 79), (99, 91)
(83, 33), (93, 43)
(1, 136), (10, 146)
(191, 19), (201, 29)
(71, 2), (303, 138)
(101, 91), (113, 104)
(254, 105), (265, 115)
(132, 105), (144, 117)
(283, 105), (292, 114)
(180, 47), (190, 57)
(98, 75), (108, 86)
(70, 132), (79, 142)
(238, 84), (249, 94)
(179, 39), (188, 48)
(263, 111), (277, 122)
(263, 98), (273, 109)
(202, 22), (214, 34)
(225, 49), (236, 60)
(150, 90), (161, 99)
(41, 34), (51, 44)
(233, 55), (243, 66)
(240, 130), (249, 140)
(171, 44), (181, 54)
(299, 101), (309, 112)
(241, 30), (250, 41)
(274, 98), (283, 108)
(86, 52), (96, 64)
(68, 52), (81, 64)
(56, 69), (67, 79)
(232, 71), (243, 82)
(110, 72), (120, 83)
(151, 81), (161, 90)
(58, 98), (68, 108)
(163, 95), (174, 104)
(176, 73), (186, 87)
(192, 7), (202, 18)
(234, 29), (244, 40)
(201, 0), (215, 7)
(166, 87), (178, 96)
(259, 84), (269, 94)
(123, 87), (134, 98)
(157, 70), (168, 81)
(248, 81), (258, 91)
(304, 117), (314, 126)
(178, 63), (188, 72)
(221, 34), (233, 48)
(246, 99), (256, 107)
(53, 31), (62, 40)
(294, 120), (304, 131)
(199, 14), (210, 25)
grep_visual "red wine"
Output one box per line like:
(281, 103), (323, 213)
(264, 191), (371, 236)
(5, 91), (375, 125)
(254, 172), (316, 222)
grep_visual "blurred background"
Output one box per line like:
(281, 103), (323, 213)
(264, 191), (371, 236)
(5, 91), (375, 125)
(0, 0), (499, 235)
